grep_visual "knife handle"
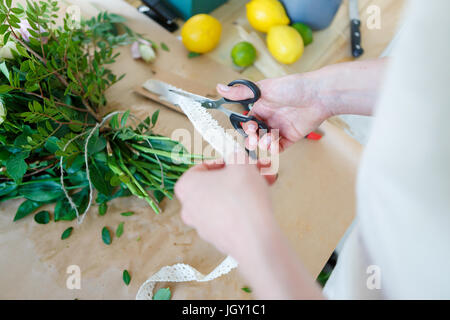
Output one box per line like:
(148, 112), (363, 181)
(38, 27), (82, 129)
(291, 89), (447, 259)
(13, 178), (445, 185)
(351, 19), (364, 58)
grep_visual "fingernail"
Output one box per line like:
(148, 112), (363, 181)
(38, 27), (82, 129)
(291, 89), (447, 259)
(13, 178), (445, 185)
(247, 123), (257, 132)
(217, 84), (230, 92)
(260, 135), (271, 147)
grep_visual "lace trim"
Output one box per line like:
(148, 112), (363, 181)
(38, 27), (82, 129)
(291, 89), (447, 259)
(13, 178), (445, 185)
(137, 80), (242, 300)
(136, 256), (238, 300)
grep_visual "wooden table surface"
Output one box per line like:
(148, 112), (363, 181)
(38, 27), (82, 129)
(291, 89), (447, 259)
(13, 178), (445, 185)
(127, 0), (406, 80)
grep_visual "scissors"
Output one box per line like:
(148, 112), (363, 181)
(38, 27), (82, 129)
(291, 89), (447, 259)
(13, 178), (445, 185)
(170, 79), (270, 139)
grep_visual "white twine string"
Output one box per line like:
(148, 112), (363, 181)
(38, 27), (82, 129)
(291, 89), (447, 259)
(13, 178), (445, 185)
(59, 111), (122, 224)
(59, 110), (166, 224)
(59, 131), (89, 223)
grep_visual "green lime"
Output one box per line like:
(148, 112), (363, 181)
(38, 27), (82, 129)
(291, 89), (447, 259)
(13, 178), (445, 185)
(231, 41), (257, 67)
(292, 22), (313, 46)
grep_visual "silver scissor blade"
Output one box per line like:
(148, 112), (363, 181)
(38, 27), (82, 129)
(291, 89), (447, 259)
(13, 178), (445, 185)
(142, 79), (208, 105)
(142, 79), (245, 159)
(349, 0), (360, 20)
(168, 89), (207, 103)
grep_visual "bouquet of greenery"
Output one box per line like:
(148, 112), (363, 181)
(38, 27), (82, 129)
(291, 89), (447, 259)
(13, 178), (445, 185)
(0, 0), (194, 224)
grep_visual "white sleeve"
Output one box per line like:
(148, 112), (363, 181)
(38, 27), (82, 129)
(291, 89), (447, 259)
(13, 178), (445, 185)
(356, 0), (450, 298)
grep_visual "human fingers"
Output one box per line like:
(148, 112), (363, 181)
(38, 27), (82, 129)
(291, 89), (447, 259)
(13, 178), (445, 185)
(216, 83), (254, 101)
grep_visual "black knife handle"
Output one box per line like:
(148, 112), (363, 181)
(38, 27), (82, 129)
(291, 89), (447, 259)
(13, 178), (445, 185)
(351, 19), (364, 58)
(142, 0), (177, 21)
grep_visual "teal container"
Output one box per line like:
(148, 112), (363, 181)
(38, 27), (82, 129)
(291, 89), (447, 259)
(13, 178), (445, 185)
(162, 0), (227, 20)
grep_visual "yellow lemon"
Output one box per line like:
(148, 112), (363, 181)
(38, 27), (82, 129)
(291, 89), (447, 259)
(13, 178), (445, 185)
(267, 25), (304, 64)
(246, 0), (290, 33)
(181, 14), (222, 53)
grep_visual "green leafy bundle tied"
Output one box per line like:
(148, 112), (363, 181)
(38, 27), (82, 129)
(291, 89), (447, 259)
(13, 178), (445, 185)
(0, 0), (194, 222)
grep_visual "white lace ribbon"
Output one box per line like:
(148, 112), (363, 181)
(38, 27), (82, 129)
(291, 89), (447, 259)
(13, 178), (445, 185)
(136, 256), (238, 300)
(136, 80), (243, 299)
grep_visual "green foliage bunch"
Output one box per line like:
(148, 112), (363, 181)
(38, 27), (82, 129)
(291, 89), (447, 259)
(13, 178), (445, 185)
(0, 0), (193, 222)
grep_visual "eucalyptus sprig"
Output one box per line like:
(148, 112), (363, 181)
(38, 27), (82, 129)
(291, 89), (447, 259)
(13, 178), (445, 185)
(0, 0), (195, 222)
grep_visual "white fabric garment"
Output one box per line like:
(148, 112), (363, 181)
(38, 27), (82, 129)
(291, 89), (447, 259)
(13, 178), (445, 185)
(324, 0), (450, 299)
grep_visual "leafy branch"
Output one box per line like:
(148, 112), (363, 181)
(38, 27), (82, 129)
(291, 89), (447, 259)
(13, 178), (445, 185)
(0, 0), (197, 222)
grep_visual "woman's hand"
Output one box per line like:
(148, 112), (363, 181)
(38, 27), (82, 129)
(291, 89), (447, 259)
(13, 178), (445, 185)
(217, 59), (387, 152)
(174, 159), (278, 259)
(175, 158), (324, 299)
(217, 74), (330, 152)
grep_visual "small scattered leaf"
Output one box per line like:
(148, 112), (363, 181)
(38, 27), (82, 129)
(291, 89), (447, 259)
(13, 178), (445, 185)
(160, 42), (169, 52)
(120, 211), (134, 217)
(14, 200), (44, 221)
(61, 227), (73, 240)
(102, 226), (112, 245)
(188, 52), (201, 58)
(34, 210), (50, 224)
(123, 269), (131, 285)
(98, 202), (107, 216)
(116, 222), (124, 238)
(153, 287), (171, 300)
(241, 287), (252, 293)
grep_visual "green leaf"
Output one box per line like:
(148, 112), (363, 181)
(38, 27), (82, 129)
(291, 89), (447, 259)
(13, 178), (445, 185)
(87, 130), (106, 155)
(11, 8), (24, 14)
(160, 42), (169, 52)
(98, 202), (107, 216)
(15, 44), (30, 58)
(61, 227), (73, 240)
(188, 52), (201, 58)
(317, 270), (332, 287)
(116, 222), (124, 238)
(90, 160), (113, 196)
(14, 200), (44, 221)
(241, 287), (252, 293)
(6, 152), (28, 183)
(153, 287), (171, 300)
(0, 25), (8, 34)
(110, 175), (121, 187)
(54, 188), (89, 221)
(120, 110), (130, 128)
(34, 210), (50, 224)
(0, 181), (17, 198)
(102, 226), (111, 245)
(123, 269), (131, 286)
(120, 211), (134, 217)
(2, 31), (10, 44)
(67, 170), (87, 186)
(109, 113), (119, 129)
(0, 62), (9, 80)
(151, 109), (160, 126)
(18, 180), (64, 202)
(44, 136), (60, 153)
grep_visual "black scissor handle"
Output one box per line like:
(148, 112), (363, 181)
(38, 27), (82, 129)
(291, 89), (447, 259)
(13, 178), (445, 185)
(224, 79), (261, 110)
(229, 114), (269, 137)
